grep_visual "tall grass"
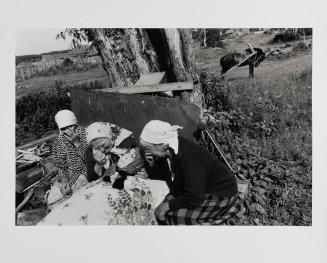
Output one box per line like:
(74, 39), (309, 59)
(202, 62), (312, 225)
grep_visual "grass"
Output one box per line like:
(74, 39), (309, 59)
(198, 46), (312, 225)
(16, 67), (108, 98)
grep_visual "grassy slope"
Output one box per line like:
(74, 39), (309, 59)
(195, 40), (312, 225)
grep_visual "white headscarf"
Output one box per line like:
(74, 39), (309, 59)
(54, 110), (77, 129)
(140, 120), (183, 154)
(86, 122), (133, 154)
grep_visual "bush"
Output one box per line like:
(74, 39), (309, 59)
(206, 29), (225, 48)
(16, 80), (106, 146)
(271, 31), (300, 43)
(192, 29), (225, 48)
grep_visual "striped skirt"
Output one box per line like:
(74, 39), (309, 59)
(163, 193), (245, 225)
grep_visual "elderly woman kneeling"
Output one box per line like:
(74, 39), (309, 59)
(140, 120), (244, 225)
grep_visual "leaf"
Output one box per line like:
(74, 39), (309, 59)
(251, 203), (267, 215)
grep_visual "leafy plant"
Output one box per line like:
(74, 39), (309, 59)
(200, 68), (311, 225)
(16, 80), (106, 145)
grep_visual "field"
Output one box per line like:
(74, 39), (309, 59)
(16, 67), (108, 98)
(16, 32), (312, 225)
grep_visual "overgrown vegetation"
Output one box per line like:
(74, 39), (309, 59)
(200, 65), (312, 225)
(267, 41), (312, 61)
(192, 29), (225, 48)
(271, 30), (301, 43)
(16, 81), (105, 146)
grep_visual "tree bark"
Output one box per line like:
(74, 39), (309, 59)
(88, 28), (203, 110)
(203, 29), (207, 48)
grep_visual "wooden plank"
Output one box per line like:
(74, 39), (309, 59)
(17, 133), (57, 150)
(247, 43), (255, 53)
(101, 82), (193, 94)
(135, 72), (166, 86)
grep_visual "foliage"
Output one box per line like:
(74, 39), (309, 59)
(296, 28), (312, 36)
(192, 29), (225, 48)
(16, 81), (106, 146)
(266, 41), (312, 61)
(271, 31), (300, 43)
(200, 66), (312, 225)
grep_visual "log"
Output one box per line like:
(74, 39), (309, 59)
(101, 82), (193, 94)
(15, 188), (35, 214)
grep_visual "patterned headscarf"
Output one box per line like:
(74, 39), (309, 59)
(86, 122), (114, 144)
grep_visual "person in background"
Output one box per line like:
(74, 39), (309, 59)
(139, 120), (244, 225)
(46, 110), (88, 208)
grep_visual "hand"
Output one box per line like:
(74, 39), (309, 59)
(144, 149), (155, 167)
(135, 168), (148, 179)
(93, 149), (107, 165)
(63, 126), (80, 147)
(154, 201), (170, 221)
(59, 180), (72, 196)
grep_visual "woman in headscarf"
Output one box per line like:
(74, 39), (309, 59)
(139, 120), (244, 225)
(38, 122), (169, 225)
(84, 122), (148, 186)
(46, 110), (89, 209)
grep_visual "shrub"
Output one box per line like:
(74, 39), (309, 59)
(192, 29), (225, 48)
(206, 29), (225, 48)
(271, 31), (300, 43)
(16, 80), (106, 146)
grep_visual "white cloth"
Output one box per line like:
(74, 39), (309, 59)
(38, 177), (169, 225)
(54, 110), (77, 129)
(140, 120), (182, 154)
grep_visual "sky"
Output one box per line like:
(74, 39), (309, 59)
(16, 28), (74, 56)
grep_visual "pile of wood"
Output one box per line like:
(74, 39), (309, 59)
(16, 137), (58, 225)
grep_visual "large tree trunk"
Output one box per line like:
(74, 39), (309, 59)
(89, 28), (203, 110)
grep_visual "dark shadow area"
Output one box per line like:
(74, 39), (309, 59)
(146, 29), (177, 83)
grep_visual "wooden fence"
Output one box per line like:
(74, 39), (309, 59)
(16, 56), (102, 81)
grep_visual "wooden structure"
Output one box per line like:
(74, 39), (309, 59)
(71, 71), (200, 142)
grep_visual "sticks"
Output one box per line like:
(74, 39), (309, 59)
(204, 128), (235, 173)
(16, 188), (35, 214)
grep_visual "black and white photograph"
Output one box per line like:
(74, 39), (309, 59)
(15, 28), (312, 226)
(1, 1), (327, 262)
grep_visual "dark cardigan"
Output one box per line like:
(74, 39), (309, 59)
(147, 136), (238, 211)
